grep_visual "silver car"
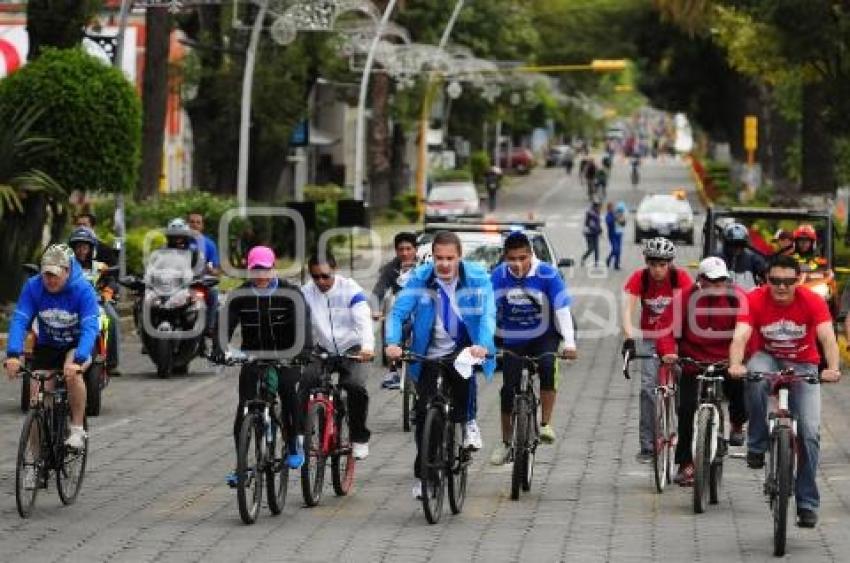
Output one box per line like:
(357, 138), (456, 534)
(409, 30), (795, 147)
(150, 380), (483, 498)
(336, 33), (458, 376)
(634, 194), (695, 244)
(424, 182), (482, 222)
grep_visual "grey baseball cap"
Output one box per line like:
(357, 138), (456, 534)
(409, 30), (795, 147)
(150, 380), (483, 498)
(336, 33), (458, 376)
(41, 244), (71, 276)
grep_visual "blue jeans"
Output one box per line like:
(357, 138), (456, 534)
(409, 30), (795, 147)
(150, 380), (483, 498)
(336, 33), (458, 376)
(581, 235), (600, 266)
(638, 339), (658, 453)
(606, 233), (622, 269)
(746, 351), (821, 511)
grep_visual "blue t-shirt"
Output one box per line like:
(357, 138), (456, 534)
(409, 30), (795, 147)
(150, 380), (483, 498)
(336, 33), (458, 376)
(190, 234), (220, 268)
(491, 260), (571, 345)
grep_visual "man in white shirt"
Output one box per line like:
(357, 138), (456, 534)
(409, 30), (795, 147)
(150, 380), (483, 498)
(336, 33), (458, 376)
(301, 252), (375, 460)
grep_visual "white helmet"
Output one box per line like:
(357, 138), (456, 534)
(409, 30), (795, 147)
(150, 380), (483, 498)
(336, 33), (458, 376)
(642, 237), (676, 260)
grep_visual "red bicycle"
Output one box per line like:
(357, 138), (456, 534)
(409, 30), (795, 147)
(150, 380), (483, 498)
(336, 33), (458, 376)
(301, 351), (360, 506)
(624, 350), (678, 492)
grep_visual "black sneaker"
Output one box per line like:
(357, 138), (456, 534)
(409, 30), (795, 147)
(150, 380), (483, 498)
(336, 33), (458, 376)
(797, 508), (818, 528)
(635, 450), (653, 464)
(728, 424), (744, 446)
(746, 451), (765, 469)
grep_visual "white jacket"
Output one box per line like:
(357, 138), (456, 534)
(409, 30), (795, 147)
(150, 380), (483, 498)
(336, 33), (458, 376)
(302, 275), (375, 354)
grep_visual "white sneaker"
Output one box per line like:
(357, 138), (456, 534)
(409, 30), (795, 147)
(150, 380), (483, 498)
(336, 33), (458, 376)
(463, 420), (483, 451)
(65, 425), (87, 450)
(352, 442), (369, 460)
(22, 466), (37, 490)
(489, 442), (510, 465)
(412, 480), (422, 500)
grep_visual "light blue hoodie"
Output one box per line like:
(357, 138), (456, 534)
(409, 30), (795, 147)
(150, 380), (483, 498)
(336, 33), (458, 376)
(7, 259), (100, 364)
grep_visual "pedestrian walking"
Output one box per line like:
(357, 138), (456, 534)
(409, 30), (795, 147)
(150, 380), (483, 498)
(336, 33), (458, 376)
(606, 202), (626, 270)
(580, 201), (603, 267)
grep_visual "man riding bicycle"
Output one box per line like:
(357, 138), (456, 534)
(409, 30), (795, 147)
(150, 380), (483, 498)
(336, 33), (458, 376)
(4, 244), (100, 450)
(301, 252), (374, 461)
(489, 232), (577, 465)
(656, 257), (746, 485)
(622, 237), (693, 463)
(214, 246), (313, 485)
(729, 254), (840, 528)
(384, 230), (496, 499)
(372, 232), (418, 389)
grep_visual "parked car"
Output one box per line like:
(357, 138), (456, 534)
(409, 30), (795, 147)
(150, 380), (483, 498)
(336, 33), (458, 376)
(634, 193), (695, 244)
(498, 148), (535, 174)
(424, 181), (482, 222)
(545, 145), (574, 167)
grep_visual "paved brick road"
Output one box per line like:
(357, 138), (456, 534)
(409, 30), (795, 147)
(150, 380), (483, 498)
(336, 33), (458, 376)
(1, 157), (849, 562)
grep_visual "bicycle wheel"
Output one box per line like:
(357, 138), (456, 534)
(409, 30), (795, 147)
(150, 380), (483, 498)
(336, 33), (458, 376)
(331, 404), (355, 496)
(693, 408), (711, 514)
(20, 372), (31, 413)
(420, 406), (446, 524)
(402, 364), (414, 433)
(522, 402), (537, 492)
(16, 411), (43, 518)
(652, 395), (668, 492)
(301, 401), (327, 507)
(773, 426), (792, 557)
(511, 399), (529, 501)
(266, 414), (288, 516)
(236, 415), (263, 524)
(447, 421), (467, 514)
(56, 413), (88, 506)
(84, 363), (104, 417)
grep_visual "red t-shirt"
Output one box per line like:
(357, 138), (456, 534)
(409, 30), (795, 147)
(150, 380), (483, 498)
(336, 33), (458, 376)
(737, 285), (832, 364)
(624, 267), (693, 337)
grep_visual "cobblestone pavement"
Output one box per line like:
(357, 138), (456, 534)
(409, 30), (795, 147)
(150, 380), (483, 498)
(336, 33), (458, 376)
(2, 157), (850, 562)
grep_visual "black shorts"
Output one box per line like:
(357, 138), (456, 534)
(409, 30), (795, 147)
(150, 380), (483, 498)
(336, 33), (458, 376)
(30, 346), (74, 371)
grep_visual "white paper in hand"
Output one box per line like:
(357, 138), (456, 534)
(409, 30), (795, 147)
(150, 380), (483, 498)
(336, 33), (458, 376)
(453, 347), (483, 379)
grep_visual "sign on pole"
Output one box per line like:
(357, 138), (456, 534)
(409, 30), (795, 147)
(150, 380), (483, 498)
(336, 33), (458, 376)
(744, 115), (758, 153)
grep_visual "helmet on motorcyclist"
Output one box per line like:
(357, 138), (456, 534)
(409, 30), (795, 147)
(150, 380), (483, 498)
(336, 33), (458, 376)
(793, 224), (816, 241)
(722, 222), (749, 245)
(165, 218), (193, 249)
(68, 226), (98, 262)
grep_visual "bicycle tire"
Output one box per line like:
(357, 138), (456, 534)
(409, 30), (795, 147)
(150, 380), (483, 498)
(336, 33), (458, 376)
(236, 415), (263, 524)
(522, 402), (537, 492)
(56, 413), (87, 506)
(511, 398), (529, 500)
(331, 403), (355, 496)
(652, 395), (668, 493)
(266, 413), (288, 516)
(20, 372), (30, 413)
(15, 411), (43, 518)
(402, 363), (413, 433)
(301, 401), (327, 507)
(693, 408), (711, 513)
(84, 363), (103, 417)
(420, 406), (446, 524)
(666, 394), (677, 485)
(447, 421), (467, 514)
(773, 426), (792, 557)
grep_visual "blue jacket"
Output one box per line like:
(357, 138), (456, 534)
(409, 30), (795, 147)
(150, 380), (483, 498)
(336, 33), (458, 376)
(385, 261), (496, 381)
(6, 260), (100, 364)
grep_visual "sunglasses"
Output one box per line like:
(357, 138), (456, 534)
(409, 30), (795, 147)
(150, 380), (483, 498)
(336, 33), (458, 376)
(767, 276), (797, 287)
(310, 272), (333, 281)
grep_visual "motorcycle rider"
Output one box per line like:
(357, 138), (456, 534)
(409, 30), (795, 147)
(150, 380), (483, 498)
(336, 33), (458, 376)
(793, 224), (819, 262)
(74, 212), (117, 266)
(717, 222), (767, 292)
(772, 229), (795, 257)
(372, 232), (419, 389)
(68, 227), (122, 376)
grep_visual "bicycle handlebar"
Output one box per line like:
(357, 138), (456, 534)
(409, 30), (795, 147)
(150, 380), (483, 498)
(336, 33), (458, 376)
(746, 370), (820, 385)
(398, 350), (495, 365)
(497, 350), (559, 362)
(204, 350), (309, 368)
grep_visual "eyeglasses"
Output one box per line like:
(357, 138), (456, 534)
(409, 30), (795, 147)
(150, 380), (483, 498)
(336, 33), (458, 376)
(646, 259), (671, 267)
(310, 272), (333, 281)
(767, 276), (797, 287)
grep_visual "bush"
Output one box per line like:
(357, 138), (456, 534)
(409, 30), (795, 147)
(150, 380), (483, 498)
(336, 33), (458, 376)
(303, 183), (350, 203)
(469, 151), (491, 185)
(391, 193), (419, 223)
(0, 48), (141, 194)
(431, 168), (473, 183)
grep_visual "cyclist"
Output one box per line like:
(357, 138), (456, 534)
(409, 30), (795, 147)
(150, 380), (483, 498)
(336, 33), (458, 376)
(489, 232), (577, 465)
(656, 257), (746, 485)
(214, 246), (313, 485)
(717, 222), (767, 292)
(4, 244), (100, 450)
(372, 232), (419, 389)
(622, 237), (693, 463)
(68, 227), (122, 376)
(384, 230), (496, 499)
(729, 254), (840, 528)
(772, 229), (795, 257)
(301, 252), (374, 461)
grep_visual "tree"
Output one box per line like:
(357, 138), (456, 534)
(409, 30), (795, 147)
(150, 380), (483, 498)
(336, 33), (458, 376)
(0, 48), (142, 194)
(25, 0), (101, 60)
(138, 7), (172, 200)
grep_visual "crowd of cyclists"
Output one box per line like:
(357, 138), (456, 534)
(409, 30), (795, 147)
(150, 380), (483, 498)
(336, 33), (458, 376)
(1, 195), (844, 534)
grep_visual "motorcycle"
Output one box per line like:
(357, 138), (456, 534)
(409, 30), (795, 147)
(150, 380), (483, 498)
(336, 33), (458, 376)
(120, 248), (218, 378)
(19, 263), (115, 416)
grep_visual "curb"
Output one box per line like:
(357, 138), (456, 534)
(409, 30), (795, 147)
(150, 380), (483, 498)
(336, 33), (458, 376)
(686, 155), (713, 208)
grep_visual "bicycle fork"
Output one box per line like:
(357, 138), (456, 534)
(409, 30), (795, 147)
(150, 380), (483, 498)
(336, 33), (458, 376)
(692, 404), (720, 464)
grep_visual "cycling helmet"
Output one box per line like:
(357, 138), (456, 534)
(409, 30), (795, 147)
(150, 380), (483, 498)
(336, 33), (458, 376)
(722, 222), (749, 244)
(793, 224), (816, 240)
(642, 237), (676, 260)
(68, 226), (98, 248)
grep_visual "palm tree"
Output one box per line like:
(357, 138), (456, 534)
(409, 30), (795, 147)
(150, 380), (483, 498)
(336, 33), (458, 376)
(0, 106), (66, 301)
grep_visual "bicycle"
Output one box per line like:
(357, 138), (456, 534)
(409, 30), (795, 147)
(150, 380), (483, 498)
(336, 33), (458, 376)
(746, 368), (820, 557)
(498, 350), (558, 500)
(15, 367), (88, 519)
(207, 351), (306, 524)
(399, 351), (474, 524)
(676, 357), (729, 513)
(399, 359), (417, 432)
(623, 350), (678, 492)
(301, 350), (361, 507)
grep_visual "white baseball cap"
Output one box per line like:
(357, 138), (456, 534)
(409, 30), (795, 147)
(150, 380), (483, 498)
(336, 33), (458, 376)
(698, 256), (729, 280)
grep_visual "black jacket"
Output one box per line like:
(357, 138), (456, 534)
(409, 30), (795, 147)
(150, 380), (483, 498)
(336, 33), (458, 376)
(372, 257), (407, 307)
